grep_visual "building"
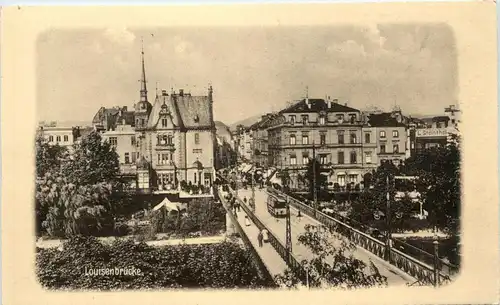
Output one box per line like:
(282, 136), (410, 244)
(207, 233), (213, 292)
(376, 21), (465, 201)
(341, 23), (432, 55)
(37, 122), (90, 153)
(366, 110), (408, 166)
(234, 124), (252, 162)
(248, 113), (277, 168)
(92, 46), (216, 196)
(267, 96), (367, 190)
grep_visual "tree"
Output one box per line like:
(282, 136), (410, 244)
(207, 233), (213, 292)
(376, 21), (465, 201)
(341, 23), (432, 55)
(404, 137), (461, 236)
(61, 131), (120, 185)
(304, 158), (328, 198)
(274, 224), (387, 289)
(35, 134), (68, 178)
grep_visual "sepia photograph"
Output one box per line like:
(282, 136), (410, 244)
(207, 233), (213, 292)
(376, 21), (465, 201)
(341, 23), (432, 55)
(1, 4), (498, 305)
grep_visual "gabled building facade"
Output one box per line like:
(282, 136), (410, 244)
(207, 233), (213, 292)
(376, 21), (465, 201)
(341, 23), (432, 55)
(92, 46), (216, 196)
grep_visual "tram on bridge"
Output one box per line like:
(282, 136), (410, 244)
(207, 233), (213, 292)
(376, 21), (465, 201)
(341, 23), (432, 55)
(266, 191), (287, 218)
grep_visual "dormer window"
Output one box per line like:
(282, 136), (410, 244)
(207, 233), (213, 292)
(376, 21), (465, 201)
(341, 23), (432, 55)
(350, 114), (356, 124)
(337, 114), (344, 123)
(161, 118), (168, 128)
(302, 115), (309, 125)
(290, 115), (296, 125)
(319, 116), (326, 125)
(194, 115), (200, 123)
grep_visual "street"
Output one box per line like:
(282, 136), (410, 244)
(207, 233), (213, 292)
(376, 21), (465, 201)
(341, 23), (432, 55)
(236, 188), (415, 286)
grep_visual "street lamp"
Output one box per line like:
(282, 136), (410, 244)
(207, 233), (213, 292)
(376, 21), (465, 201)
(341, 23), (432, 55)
(250, 162), (256, 213)
(433, 228), (440, 287)
(385, 175), (393, 262)
(285, 195), (292, 263)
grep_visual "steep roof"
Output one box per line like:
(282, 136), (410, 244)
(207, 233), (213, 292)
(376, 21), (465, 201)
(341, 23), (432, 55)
(147, 93), (212, 129)
(280, 99), (360, 114)
(176, 95), (211, 128)
(368, 113), (406, 127)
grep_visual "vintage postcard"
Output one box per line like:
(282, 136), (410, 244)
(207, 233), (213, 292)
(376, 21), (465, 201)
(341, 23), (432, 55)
(1, 3), (498, 305)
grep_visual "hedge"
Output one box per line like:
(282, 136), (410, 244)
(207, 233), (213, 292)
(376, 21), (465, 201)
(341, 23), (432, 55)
(36, 236), (274, 290)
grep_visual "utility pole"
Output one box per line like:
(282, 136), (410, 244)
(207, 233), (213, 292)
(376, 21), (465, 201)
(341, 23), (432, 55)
(385, 175), (392, 262)
(312, 141), (318, 217)
(285, 195), (292, 263)
(250, 161), (256, 212)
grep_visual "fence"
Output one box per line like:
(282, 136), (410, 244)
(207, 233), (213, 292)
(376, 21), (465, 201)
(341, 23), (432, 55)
(223, 186), (308, 285)
(279, 189), (455, 285)
(218, 189), (277, 286)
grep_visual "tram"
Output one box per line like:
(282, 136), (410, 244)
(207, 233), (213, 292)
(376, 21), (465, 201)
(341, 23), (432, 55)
(266, 192), (287, 218)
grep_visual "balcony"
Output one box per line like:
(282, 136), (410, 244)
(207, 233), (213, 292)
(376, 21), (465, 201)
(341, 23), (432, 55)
(155, 143), (175, 151)
(179, 181), (214, 198)
(152, 182), (179, 194)
(119, 163), (137, 175)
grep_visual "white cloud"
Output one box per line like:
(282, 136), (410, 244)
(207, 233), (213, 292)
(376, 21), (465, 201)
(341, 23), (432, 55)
(327, 40), (366, 56)
(365, 24), (386, 49)
(103, 27), (136, 45)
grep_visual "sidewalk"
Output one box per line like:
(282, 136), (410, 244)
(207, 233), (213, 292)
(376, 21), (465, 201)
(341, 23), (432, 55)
(36, 235), (226, 249)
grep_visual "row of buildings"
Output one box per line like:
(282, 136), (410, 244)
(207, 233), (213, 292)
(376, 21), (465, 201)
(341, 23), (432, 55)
(233, 97), (460, 191)
(38, 47), (217, 198)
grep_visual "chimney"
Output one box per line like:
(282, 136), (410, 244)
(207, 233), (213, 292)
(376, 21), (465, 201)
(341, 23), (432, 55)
(179, 89), (184, 96)
(162, 90), (167, 96)
(123, 106), (128, 111)
(327, 96), (332, 109)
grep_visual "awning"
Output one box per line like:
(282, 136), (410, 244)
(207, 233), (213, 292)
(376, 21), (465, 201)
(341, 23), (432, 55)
(269, 172), (282, 186)
(242, 164), (253, 173)
(152, 197), (188, 212)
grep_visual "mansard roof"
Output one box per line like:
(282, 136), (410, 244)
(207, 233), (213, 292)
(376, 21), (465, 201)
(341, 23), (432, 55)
(368, 112), (406, 127)
(281, 99), (360, 114)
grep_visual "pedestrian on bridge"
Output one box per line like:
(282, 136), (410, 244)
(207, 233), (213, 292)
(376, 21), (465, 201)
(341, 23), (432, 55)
(235, 201), (241, 212)
(243, 197), (247, 204)
(261, 228), (269, 243)
(257, 231), (263, 247)
(244, 215), (251, 227)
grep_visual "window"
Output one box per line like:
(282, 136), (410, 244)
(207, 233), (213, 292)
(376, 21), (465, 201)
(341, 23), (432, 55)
(289, 134), (296, 145)
(338, 133), (344, 144)
(350, 114), (356, 124)
(393, 144), (399, 153)
(302, 115), (309, 125)
(157, 153), (170, 165)
(380, 131), (386, 138)
(132, 152), (137, 163)
(49, 135), (54, 142)
(193, 149), (203, 154)
(380, 144), (386, 153)
(63, 135), (69, 142)
(56, 136), (61, 142)
(411, 142), (415, 149)
(350, 151), (357, 164)
(349, 174), (358, 183)
(131, 136), (136, 146)
(125, 153), (130, 164)
(141, 119), (145, 126)
(194, 173), (197, 184)
(162, 118), (168, 128)
(338, 151), (344, 164)
(337, 175), (346, 186)
(365, 152), (372, 164)
(109, 137), (117, 146)
(302, 155), (309, 165)
(319, 116), (326, 125)
(290, 156), (297, 165)
(320, 155), (328, 164)
(194, 133), (200, 144)
(302, 135), (309, 145)
(337, 114), (344, 122)
(350, 133), (357, 144)
(290, 115), (296, 125)
(392, 130), (399, 138)
(320, 133), (326, 145)
(365, 133), (371, 144)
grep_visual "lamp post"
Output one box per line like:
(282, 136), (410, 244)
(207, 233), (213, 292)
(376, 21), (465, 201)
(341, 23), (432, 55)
(385, 175), (392, 262)
(312, 141), (318, 217)
(250, 161), (256, 212)
(285, 195), (292, 263)
(433, 228), (440, 287)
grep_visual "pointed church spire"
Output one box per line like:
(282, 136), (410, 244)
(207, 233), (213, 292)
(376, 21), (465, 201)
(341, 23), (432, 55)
(140, 37), (148, 103)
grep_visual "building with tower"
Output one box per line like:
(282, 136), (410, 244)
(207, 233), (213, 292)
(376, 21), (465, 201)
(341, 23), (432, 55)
(92, 44), (216, 197)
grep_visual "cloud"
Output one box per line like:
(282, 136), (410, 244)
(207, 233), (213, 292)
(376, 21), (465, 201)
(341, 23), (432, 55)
(327, 40), (367, 57)
(364, 24), (387, 49)
(103, 27), (136, 45)
(173, 36), (194, 56)
(89, 41), (104, 54)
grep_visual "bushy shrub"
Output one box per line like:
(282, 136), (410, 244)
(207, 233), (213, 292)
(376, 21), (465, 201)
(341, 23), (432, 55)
(36, 236), (273, 290)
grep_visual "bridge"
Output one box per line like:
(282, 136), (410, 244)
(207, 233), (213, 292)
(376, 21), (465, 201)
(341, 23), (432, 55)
(216, 174), (457, 287)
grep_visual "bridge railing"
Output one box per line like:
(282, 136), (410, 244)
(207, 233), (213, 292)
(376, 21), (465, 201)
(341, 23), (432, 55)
(218, 189), (277, 286)
(280, 189), (454, 285)
(223, 186), (308, 284)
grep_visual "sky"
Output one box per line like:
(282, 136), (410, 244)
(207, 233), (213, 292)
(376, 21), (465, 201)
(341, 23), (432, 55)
(37, 24), (457, 126)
